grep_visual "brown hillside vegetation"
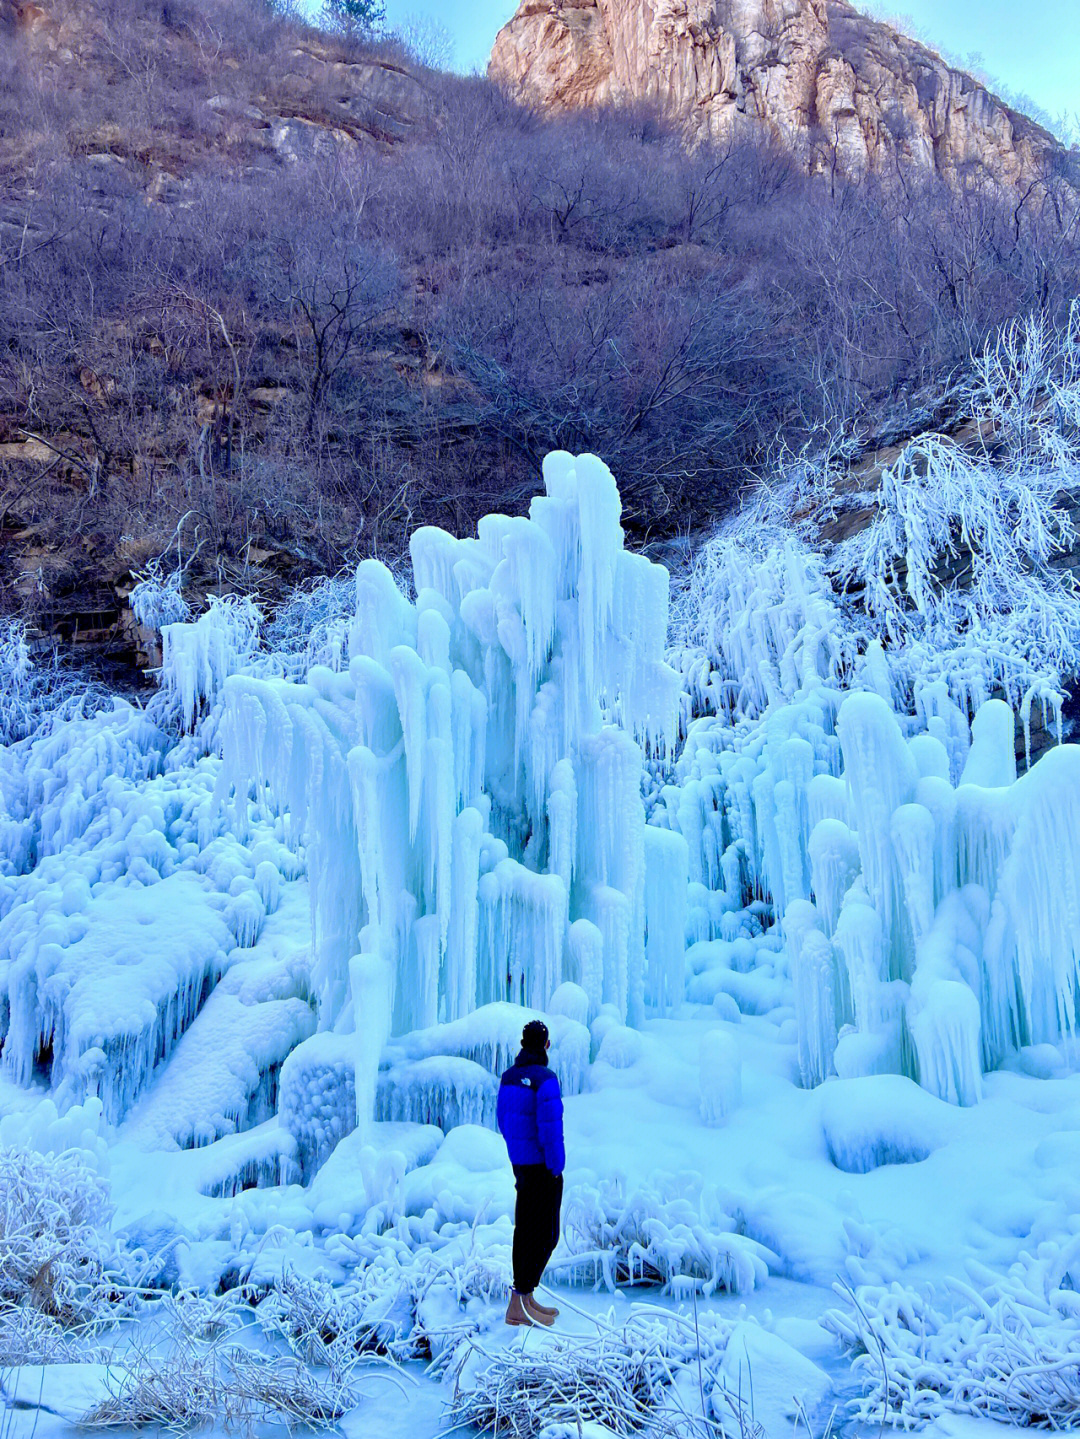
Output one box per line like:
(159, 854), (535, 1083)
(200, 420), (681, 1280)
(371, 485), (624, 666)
(1, 0), (1079, 680)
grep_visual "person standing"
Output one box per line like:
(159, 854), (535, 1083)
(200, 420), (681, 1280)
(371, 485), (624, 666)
(496, 1019), (564, 1327)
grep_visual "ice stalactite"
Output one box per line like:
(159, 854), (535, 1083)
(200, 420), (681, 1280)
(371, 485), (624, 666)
(671, 593), (1080, 1106)
(836, 693), (919, 983)
(162, 596), (261, 734)
(784, 900), (838, 1088)
(996, 745), (1080, 1047)
(807, 820), (860, 935)
(376, 1056), (498, 1131)
(906, 888), (986, 1106)
(217, 454), (682, 1144)
(644, 826), (689, 1017)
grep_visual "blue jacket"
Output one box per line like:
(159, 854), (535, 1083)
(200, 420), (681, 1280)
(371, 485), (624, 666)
(496, 1048), (565, 1175)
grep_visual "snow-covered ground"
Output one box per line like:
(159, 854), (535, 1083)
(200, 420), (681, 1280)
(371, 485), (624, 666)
(4, 312), (1080, 1437)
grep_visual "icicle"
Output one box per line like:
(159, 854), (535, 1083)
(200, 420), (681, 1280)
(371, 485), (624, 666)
(349, 951), (393, 1142)
(997, 745), (1080, 1046)
(960, 699), (1017, 789)
(546, 758), (577, 889)
(837, 692), (918, 981)
(907, 887), (986, 1105)
(643, 826), (689, 1015)
(568, 918), (604, 1021)
(891, 803), (936, 951)
(808, 819), (860, 935)
(444, 807), (483, 1022)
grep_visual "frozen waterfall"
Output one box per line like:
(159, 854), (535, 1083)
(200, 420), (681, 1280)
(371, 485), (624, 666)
(4, 447), (1080, 1195)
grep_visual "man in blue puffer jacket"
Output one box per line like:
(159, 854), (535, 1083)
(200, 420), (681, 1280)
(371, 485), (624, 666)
(496, 1019), (564, 1327)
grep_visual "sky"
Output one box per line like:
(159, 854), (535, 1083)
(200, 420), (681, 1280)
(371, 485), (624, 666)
(381, 0), (1079, 131)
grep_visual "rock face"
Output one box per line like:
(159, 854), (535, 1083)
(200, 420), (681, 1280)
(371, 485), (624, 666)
(490, 0), (1064, 187)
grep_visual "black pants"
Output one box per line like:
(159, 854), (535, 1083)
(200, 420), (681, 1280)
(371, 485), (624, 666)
(511, 1164), (563, 1295)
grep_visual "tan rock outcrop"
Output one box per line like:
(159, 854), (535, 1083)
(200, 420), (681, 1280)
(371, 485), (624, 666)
(490, 0), (1066, 188)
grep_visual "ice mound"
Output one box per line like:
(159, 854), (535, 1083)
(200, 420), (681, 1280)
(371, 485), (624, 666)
(714, 1322), (832, 1436)
(2, 870), (235, 1122)
(820, 1074), (960, 1173)
(123, 954), (315, 1150)
(192, 1119), (299, 1197)
(278, 1033), (359, 1180)
(383, 1002), (590, 1096)
(377, 1056), (498, 1131)
(401, 1124), (514, 1225)
(307, 1122), (443, 1232)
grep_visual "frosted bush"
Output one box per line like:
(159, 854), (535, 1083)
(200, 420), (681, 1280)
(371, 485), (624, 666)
(0, 621), (106, 745)
(967, 301), (1080, 469)
(129, 563), (190, 631)
(825, 1237), (1080, 1428)
(263, 575), (357, 674)
(448, 1330), (676, 1439)
(0, 1146), (122, 1352)
(447, 1306), (734, 1439)
(162, 594), (262, 732)
(560, 1177), (772, 1296)
(256, 1267), (416, 1373)
(81, 1336), (355, 1431)
(676, 305), (1080, 728)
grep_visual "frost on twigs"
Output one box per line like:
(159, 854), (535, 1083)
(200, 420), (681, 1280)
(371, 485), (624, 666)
(825, 1236), (1080, 1428)
(80, 1339), (356, 1431)
(559, 1178), (773, 1296)
(0, 1146), (128, 1364)
(675, 305), (1080, 731)
(256, 1265), (419, 1370)
(128, 562), (190, 632)
(449, 1332), (673, 1439)
(0, 620), (107, 746)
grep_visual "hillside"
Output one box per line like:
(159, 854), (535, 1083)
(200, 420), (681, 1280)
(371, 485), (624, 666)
(1, 0), (1078, 688)
(490, 0), (1073, 189)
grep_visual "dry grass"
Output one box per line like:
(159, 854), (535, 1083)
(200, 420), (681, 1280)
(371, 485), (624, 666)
(80, 1336), (355, 1431)
(444, 1302), (743, 1439)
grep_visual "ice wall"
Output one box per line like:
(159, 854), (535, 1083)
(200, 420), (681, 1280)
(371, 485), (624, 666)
(662, 629), (1080, 1105)
(217, 453), (684, 1132)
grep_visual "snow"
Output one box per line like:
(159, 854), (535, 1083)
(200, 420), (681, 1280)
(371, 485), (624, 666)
(819, 1074), (959, 1173)
(8, 432), (1080, 1438)
(715, 1322), (832, 1435)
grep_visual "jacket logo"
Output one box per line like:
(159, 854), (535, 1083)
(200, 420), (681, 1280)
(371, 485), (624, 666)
(522, 1077), (532, 1086)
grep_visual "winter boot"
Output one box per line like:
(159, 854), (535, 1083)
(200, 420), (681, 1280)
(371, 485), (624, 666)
(523, 1292), (558, 1324)
(504, 1290), (536, 1326)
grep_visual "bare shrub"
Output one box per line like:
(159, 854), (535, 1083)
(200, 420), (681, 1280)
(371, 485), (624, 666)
(2, 0), (1079, 656)
(0, 1146), (114, 1326)
(0, 1145), (129, 1364)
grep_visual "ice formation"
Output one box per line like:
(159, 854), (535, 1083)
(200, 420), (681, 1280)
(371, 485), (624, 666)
(212, 452), (682, 1134)
(6, 433), (1080, 1304)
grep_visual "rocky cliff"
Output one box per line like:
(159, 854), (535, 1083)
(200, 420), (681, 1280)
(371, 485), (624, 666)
(490, 0), (1065, 187)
